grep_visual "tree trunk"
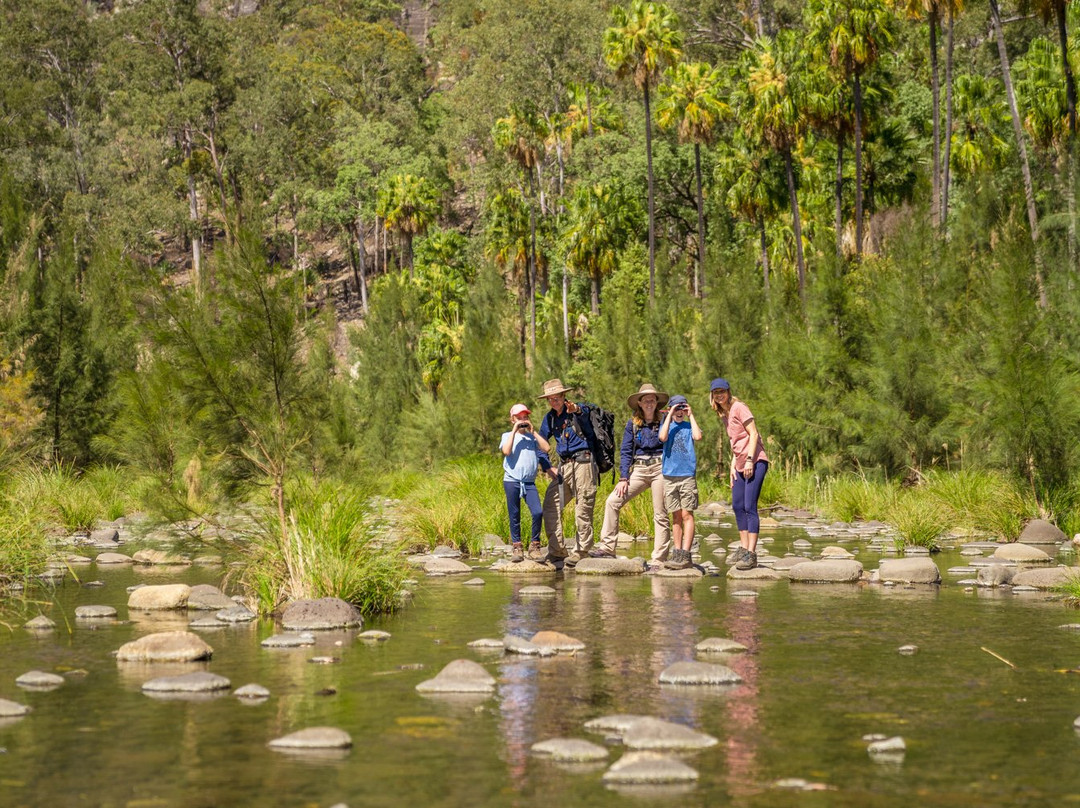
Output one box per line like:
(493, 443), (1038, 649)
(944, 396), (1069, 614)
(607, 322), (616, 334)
(853, 71), (865, 257)
(929, 6), (941, 229)
(643, 78), (657, 302)
(759, 213), (770, 297)
(1056, 0), (1078, 135)
(354, 212), (369, 314)
(1068, 147), (1077, 273)
(562, 263), (570, 354)
(404, 232), (414, 277)
(752, 0), (765, 37)
(527, 170), (538, 356)
(942, 5), (954, 231)
(694, 142), (706, 298)
(989, 0), (1046, 307)
(835, 133), (844, 258)
(783, 147), (806, 302)
(591, 267), (601, 314)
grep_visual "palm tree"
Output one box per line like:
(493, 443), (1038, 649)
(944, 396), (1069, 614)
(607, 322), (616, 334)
(376, 173), (439, 276)
(716, 140), (783, 295)
(657, 61), (730, 297)
(564, 182), (639, 314)
(604, 0), (683, 302)
(806, 0), (895, 257)
(949, 73), (1011, 180)
(942, 0), (964, 229)
(804, 62), (853, 258)
(1029, 0), (1078, 134)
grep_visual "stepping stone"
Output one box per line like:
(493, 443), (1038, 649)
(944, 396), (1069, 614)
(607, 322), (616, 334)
(520, 585), (556, 597)
(1020, 519), (1067, 544)
(503, 635), (555, 656)
(877, 558), (941, 584)
(462, 578), (486, 586)
(573, 557), (646, 576)
(622, 718), (718, 751)
(658, 661), (742, 686)
(530, 631), (585, 652)
(188, 616), (228, 629)
(695, 638), (748, 654)
(652, 567), (704, 579)
(787, 560), (863, 583)
(602, 752), (698, 784)
(308, 656), (341, 664)
(1011, 567), (1074, 589)
(868, 736), (906, 755)
(16, 671), (65, 689)
(727, 566), (783, 581)
(132, 549), (190, 566)
(584, 714), (650, 737)
(432, 545), (463, 558)
(187, 585), (235, 610)
(116, 631), (213, 662)
(281, 598), (362, 630)
(358, 630), (391, 641)
(793, 539), (812, 549)
(24, 616), (55, 631)
(261, 632), (316, 648)
(415, 659), (496, 693)
(0, 699), (31, 717)
(141, 672), (231, 693)
(531, 738), (609, 762)
(95, 552), (134, 564)
(64, 555), (93, 564)
(993, 543), (1052, 563)
(977, 565), (1014, 587)
(234, 684), (270, 699)
(128, 584), (191, 610)
(268, 727), (352, 750)
(423, 558), (473, 575)
(820, 546), (854, 559)
(491, 559), (554, 574)
(467, 638), (504, 649)
(215, 605), (256, 623)
(75, 605), (117, 619)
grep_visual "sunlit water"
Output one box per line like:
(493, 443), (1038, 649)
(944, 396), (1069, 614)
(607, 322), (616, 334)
(3, 525), (1080, 807)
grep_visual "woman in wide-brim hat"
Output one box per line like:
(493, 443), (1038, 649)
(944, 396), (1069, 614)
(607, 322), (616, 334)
(593, 383), (671, 566)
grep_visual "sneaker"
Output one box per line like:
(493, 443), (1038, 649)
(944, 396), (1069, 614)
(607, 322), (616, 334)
(588, 548), (616, 559)
(511, 544), (524, 563)
(735, 550), (757, 571)
(565, 552), (584, 567)
(527, 542), (544, 561)
(645, 559), (666, 571)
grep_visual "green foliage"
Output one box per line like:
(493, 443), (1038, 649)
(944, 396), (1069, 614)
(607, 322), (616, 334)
(401, 456), (509, 555)
(885, 492), (948, 552)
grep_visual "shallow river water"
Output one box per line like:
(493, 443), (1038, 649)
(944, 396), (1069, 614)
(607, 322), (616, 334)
(3, 524), (1080, 808)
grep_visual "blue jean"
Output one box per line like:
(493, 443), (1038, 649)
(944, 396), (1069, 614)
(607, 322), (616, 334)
(732, 461), (769, 533)
(504, 480), (543, 545)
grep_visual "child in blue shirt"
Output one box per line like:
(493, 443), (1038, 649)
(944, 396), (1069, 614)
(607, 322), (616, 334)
(659, 395), (703, 570)
(501, 403), (556, 562)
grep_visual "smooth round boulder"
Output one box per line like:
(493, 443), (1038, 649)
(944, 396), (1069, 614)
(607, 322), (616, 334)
(584, 715), (650, 737)
(24, 616), (55, 631)
(652, 567), (703, 579)
(491, 559), (555, 574)
(141, 672), (231, 693)
(16, 670), (65, 688)
(128, 584), (191, 611)
(1011, 567), (1075, 589)
(1020, 519), (1067, 544)
(280, 598), (362, 630)
(993, 543), (1052, 563)
(573, 557), (646, 576)
(268, 727), (352, 750)
(132, 549), (190, 566)
(467, 638), (505, 649)
(90, 528), (119, 544)
(695, 638), (748, 654)
(820, 546), (855, 559)
(261, 632), (316, 648)
(423, 558), (473, 575)
(530, 631), (585, 652)
(75, 605), (117, 619)
(187, 585), (235, 611)
(877, 558), (941, 585)
(503, 635), (554, 656)
(95, 552), (134, 565)
(358, 630), (391, 641)
(520, 585), (556, 597)
(793, 539), (813, 549)
(977, 564), (1015, 587)
(658, 661), (742, 686)
(0, 699), (31, 717)
(415, 659), (496, 693)
(215, 605), (257, 623)
(462, 578), (486, 586)
(234, 683), (270, 699)
(787, 560), (864, 583)
(531, 738), (609, 762)
(116, 631), (213, 662)
(728, 566), (784, 581)
(622, 718), (718, 751)
(603, 752), (698, 784)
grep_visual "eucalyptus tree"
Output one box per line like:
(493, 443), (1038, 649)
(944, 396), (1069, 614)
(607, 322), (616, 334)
(656, 61), (730, 297)
(564, 182), (640, 313)
(806, 0), (895, 257)
(604, 0), (684, 302)
(375, 173), (439, 275)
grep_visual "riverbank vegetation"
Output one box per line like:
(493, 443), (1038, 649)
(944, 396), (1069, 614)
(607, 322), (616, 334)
(4, 0), (1080, 599)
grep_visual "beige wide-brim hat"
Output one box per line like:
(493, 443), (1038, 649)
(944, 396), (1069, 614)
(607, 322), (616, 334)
(538, 378), (574, 400)
(627, 383), (669, 412)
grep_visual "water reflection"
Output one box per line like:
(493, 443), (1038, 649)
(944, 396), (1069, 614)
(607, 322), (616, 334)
(722, 593), (762, 796)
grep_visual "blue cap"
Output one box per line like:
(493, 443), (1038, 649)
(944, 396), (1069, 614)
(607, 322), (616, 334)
(710, 378), (730, 392)
(668, 395), (688, 409)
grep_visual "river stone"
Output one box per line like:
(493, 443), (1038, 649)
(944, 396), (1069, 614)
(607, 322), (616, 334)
(116, 631), (213, 662)
(503, 635), (555, 656)
(1020, 519), (1067, 544)
(868, 736), (906, 754)
(432, 545), (463, 558)
(492, 559), (554, 574)
(309, 656), (340, 664)
(530, 631), (585, 652)
(770, 556), (804, 571)
(793, 539), (813, 549)
(652, 566), (703, 579)
(520, 585), (556, 597)
(234, 683), (270, 699)
(142, 672), (231, 693)
(728, 566), (784, 581)
(16, 670), (65, 688)
(658, 661), (742, 686)
(573, 557), (646, 576)
(463, 578), (486, 586)
(0, 699), (31, 717)
(695, 638), (748, 654)
(1011, 567), (1075, 589)
(424, 558), (473, 575)
(90, 528), (119, 544)
(269, 727), (352, 750)
(584, 714), (651, 736)
(95, 552), (134, 564)
(877, 558), (941, 584)
(898, 645), (919, 655)
(188, 616), (227, 629)
(75, 605), (117, 619)
(415, 659), (496, 693)
(64, 554), (93, 564)
(24, 616), (55, 631)
(977, 564), (1015, 587)
(261, 632), (316, 648)
(187, 585), (235, 611)
(787, 560), (863, 583)
(193, 556), (223, 566)
(128, 584), (191, 611)
(532, 738), (609, 762)
(132, 549), (190, 566)
(280, 598), (362, 630)
(603, 752), (699, 784)
(993, 543), (1052, 563)
(215, 605), (257, 623)
(622, 718), (718, 751)
(467, 638), (505, 649)
(820, 546), (854, 559)
(358, 630), (391, 641)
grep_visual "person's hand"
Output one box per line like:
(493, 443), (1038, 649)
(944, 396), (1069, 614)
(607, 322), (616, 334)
(547, 468), (559, 481)
(615, 479), (630, 498)
(566, 401), (579, 414)
(742, 459), (754, 479)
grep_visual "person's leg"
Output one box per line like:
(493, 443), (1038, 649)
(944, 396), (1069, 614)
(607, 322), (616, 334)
(731, 472), (749, 550)
(523, 481), (544, 552)
(571, 459), (597, 555)
(743, 461), (769, 553)
(647, 465), (672, 562)
(504, 480), (522, 545)
(541, 475), (567, 558)
(598, 466), (649, 556)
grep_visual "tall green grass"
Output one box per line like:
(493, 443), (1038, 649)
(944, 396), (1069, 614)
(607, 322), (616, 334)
(923, 469), (1036, 540)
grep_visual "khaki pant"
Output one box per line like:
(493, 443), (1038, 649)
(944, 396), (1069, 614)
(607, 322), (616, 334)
(599, 461), (671, 561)
(542, 457), (597, 556)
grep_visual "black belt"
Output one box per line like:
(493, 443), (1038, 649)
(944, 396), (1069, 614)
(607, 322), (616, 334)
(634, 455), (662, 466)
(562, 450), (592, 462)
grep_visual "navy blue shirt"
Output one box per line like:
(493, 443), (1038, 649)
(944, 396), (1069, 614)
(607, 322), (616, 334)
(540, 405), (594, 459)
(618, 419), (664, 479)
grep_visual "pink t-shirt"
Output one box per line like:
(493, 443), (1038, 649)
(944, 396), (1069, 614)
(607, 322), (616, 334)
(724, 401), (768, 467)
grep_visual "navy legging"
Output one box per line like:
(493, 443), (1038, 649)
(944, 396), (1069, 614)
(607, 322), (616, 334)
(732, 461), (769, 533)
(504, 480), (543, 545)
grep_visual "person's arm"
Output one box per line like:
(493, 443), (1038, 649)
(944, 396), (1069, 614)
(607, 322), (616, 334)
(658, 406), (674, 442)
(742, 418), (760, 477)
(538, 412), (552, 440)
(533, 425), (550, 453)
(618, 421), (634, 480)
(687, 406), (704, 441)
(501, 427), (518, 457)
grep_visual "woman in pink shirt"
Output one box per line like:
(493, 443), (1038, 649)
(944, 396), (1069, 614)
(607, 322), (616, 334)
(710, 378), (769, 570)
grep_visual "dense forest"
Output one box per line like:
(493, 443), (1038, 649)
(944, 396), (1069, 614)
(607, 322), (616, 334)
(3, 0), (1080, 523)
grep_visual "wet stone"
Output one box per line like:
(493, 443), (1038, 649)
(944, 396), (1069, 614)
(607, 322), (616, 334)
(877, 558), (941, 585)
(727, 566), (783, 581)
(1020, 519), (1067, 544)
(281, 598), (362, 631)
(695, 638), (748, 654)
(24, 616), (55, 631)
(530, 631), (585, 652)
(309, 656), (341, 664)
(215, 605), (257, 623)
(128, 584), (191, 611)
(116, 631), (213, 662)
(491, 559), (554, 574)
(358, 630), (391, 641)
(503, 635), (555, 656)
(603, 752), (699, 785)
(467, 638), (505, 649)
(868, 736), (906, 755)
(462, 578), (486, 586)
(75, 605), (117, 619)
(520, 585), (556, 597)
(898, 645), (919, 655)
(142, 672), (231, 693)
(187, 585), (235, 611)
(269, 727), (352, 750)
(16, 671), (65, 689)
(261, 632), (316, 648)
(415, 659), (496, 693)
(132, 549), (190, 566)
(793, 539), (813, 549)
(95, 552), (134, 564)
(573, 557), (646, 576)
(658, 661), (742, 686)
(787, 560), (863, 583)
(584, 714), (650, 737)
(977, 565), (1015, 587)
(652, 567), (704, 579)
(622, 718), (718, 751)
(993, 543), (1052, 563)
(188, 616), (228, 629)
(424, 558), (473, 575)
(731, 590), (759, 598)
(431, 545), (463, 559)
(1011, 567), (1074, 589)
(0, 699), (31, 717)
(234, 684), (270, 699)
(532, 738), (609, 762)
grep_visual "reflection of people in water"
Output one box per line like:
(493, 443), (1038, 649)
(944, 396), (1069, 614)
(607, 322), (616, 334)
(723, 594), (762, 793)
(650, 576), (701, 725)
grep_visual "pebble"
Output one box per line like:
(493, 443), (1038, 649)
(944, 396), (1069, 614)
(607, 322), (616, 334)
(0, 699), (31, 717)
(898, 645), (918, 655)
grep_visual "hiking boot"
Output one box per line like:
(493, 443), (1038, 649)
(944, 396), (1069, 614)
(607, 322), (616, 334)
(545, 554), (566, 571)
(589, 548), (616, 559)
(511, 543), (524, 563)
(666, 549), (691, 570)
(527, 542), (544, 561)
(565, 552), (584, 567)
(735, 550), (757, 571)
(728, 547), (747, 565)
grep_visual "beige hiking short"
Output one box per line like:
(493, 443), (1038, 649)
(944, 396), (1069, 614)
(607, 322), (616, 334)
(663, 475), (698, 513)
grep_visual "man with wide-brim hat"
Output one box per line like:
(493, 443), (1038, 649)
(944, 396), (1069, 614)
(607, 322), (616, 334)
(537, 378), (598, 567)
(592, 383), (671, 565)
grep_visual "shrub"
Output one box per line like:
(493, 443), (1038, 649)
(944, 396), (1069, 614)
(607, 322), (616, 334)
(885, 493), (949, 552)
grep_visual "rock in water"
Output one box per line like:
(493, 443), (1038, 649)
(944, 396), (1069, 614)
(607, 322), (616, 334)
(695, 638), (748, 654)
(602, 752), (699, 784)
(787, 560), (863, 583)
(16, 671), (65, 689)
(75, 605), (117, 619)
(141, 672), (231, 693)
(530, 631), (585, 652)
(1019, 519), (1067, 544)
(24, 616), (56, 631)
(658, 661), (742, 685)
(992, 543), (1052, 563)
(116, 631), (213, 662)
(415, 659), (496, 693)
(132, 549), (190, 566)
(127, 584), (191, 610)
(0, 699), (31, 717)
(280, 598), (362, 630)
(215, 605), (257, 623)
(877, 558), (941, 584)
(186, 585), (235, 611)
(95, 553), (134, 564)
(1011, 567), (1074, 589)
(531, 738), (609, 762)
(268, 727), (352, 750)
(573, 557), (646, 576)
(621, 718), (718, 751)
(234, 684), (271, 699)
